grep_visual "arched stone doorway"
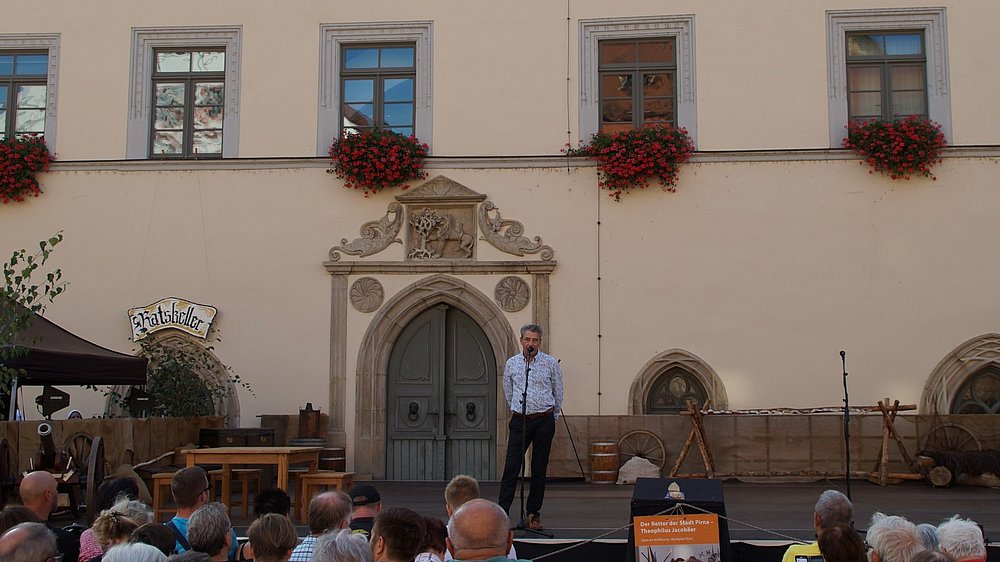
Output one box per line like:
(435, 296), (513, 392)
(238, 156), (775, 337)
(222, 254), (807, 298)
(354, 274), (518, 479)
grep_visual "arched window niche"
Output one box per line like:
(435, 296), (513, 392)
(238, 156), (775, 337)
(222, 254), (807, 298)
(629, 349), (728, 414)
(921, 333), (1000, 414)
(105, 332), (241, 426)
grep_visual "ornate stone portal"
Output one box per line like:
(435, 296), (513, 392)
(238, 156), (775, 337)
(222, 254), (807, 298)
(323, 175), (558, 478)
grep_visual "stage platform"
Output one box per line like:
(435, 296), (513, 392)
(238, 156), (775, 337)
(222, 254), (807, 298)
(370, 478), (1000, 561)
(168, 477), (999, 561)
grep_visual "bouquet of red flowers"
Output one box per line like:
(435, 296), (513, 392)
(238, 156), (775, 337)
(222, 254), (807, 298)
(0, 134), (53, 204)
(328, 128), (429, 196)
(565, 125), (695, 201)
(843, 117), (946, 180)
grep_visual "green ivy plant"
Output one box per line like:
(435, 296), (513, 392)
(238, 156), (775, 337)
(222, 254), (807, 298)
(131, 332), (254, 419)
(0, 232), (68, 407)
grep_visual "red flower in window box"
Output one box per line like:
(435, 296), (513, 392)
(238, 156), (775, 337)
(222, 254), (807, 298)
(0, 134), (53, 204)
(328, 128), (429, 196)
(842, 117), (946, 180)
(565, 125), (695, 201)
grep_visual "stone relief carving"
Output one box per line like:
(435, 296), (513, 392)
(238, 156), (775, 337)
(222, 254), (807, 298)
(350, 277), (384, 313)
(329, 202), (403, 261)
(407, 207), (475, 260)
(478, 201), (554, 260)
(494, 276), (530, 312)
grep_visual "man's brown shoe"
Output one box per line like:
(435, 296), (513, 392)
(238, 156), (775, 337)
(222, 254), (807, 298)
(527, 513), (544, 530)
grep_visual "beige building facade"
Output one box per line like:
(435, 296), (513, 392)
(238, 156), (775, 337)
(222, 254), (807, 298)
(2, 1), (999, 479)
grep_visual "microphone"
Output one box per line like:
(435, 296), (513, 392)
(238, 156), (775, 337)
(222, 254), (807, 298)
(840, 350), (846, 359)
(526, 346), (535, 354)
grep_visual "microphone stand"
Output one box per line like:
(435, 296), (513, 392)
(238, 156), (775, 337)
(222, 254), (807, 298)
(841, 350), (851, 501)
(513, 348), (551, 538)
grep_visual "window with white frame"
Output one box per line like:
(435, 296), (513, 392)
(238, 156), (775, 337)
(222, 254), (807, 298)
(580, 16), (696, 144)
(0, 35), (60, 145)
(826, 8), (950, 146)
(127, 27), (241, 159)
(318, 21), (432, 155)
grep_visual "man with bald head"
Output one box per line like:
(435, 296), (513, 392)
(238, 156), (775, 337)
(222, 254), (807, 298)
(446, 499), (530, 562)
(18, 470), (79, 562)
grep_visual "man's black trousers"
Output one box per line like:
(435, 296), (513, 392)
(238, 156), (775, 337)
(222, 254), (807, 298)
(498, 411), (555, 517)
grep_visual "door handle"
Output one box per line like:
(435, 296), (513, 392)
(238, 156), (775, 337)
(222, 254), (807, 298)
(465, 401), (477, 421)
(407, 402), (419, 421)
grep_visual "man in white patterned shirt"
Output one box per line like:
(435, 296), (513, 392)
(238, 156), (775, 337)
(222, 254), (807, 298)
(288, 490), (352, 562)
(497, 324), (563, 531)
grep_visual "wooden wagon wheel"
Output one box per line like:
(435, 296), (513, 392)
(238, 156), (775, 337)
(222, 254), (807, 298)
(919, 423), (982, 453)
(85, 436), (105, 524)
(63, 431), (94, 470)
(618, 430), (667, 469)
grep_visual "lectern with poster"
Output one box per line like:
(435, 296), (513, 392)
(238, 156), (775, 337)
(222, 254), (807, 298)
(627, 477), (732, 562)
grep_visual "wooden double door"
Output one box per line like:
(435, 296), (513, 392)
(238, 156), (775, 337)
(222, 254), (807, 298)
(386, 305), (496, 480)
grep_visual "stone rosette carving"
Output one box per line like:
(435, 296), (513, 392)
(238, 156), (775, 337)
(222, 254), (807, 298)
(478, 201), (554, 260)
(494, 276), (530, 312)
(350, 277), (384, 313)
(329, 202), (403, 261)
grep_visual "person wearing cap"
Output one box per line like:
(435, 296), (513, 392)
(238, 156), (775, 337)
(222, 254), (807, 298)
(349, 484), (382, 540)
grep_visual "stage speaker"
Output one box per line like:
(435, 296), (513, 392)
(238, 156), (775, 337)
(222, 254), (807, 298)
(626, 477), (732, 562)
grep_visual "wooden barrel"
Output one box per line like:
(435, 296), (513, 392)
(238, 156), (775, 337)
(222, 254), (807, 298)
(589, 441), (619, 484)
(319, 447), (346, 472)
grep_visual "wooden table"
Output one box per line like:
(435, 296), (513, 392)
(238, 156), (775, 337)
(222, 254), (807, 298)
(185, 446), (322, 505)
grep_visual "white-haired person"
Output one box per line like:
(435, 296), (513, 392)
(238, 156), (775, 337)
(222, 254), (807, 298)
(313, 529), (372, 562)
(937, 516), (986, 562)
(103, 542), (167, 562)
(865, 513), (925, 562)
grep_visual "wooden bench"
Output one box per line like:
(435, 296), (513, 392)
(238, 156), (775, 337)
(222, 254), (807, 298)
(151, 471), (177, 522)
(209, 468), (262, 518)
(295, 471), (355, 521)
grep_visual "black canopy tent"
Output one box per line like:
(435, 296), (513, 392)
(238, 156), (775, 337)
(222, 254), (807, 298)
(4, 307), (148, 418)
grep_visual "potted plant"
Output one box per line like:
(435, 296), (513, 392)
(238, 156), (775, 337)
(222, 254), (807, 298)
(0, 134), (53, 204)
(328, 128), (429, 196)
(565, 125), (695, 201)
(842, 117), (947, 180)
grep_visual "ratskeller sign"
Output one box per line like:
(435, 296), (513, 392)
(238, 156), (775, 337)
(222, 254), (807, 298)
(128, 297), (217, 341)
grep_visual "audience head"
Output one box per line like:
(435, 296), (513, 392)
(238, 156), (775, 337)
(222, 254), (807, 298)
(910, 551), (956, 562)
(254, 488), (292, 517)
(171, 467), (210, 511)
(0, 522), (58, 562)
(93, 508), (140, 550)
(247, 513), (298, 562)
(186, 502), (232, 558)
(132, 523), (178, 556)
(104, 542), (168, 562)
(314, 529), (372, 562)
(308, 491), (353, 535)
(371, 507), (426, 562)
(95, 477), (141, 513)
(916, 524), (940, 551)
(167, 552), (213, 562)
(866, 513), (924, 562)
(815, 489), (854, 530)
(17, 471), (58, 519)
(446, 499), (512, 560)
(937, 516), (986, 562)
(818, 523), (866, 562)
(0, 506), (40, 534)
(444, 475), (479, 515)
(351, 484), (383, 517)
(421, 516), (447, 557)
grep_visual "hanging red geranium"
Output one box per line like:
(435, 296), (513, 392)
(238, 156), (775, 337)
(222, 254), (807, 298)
(0, 134), (53, 204)
(328, 128), (429, 196)
(842, 117), (947, 180)
(565, 124), (695, 201)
